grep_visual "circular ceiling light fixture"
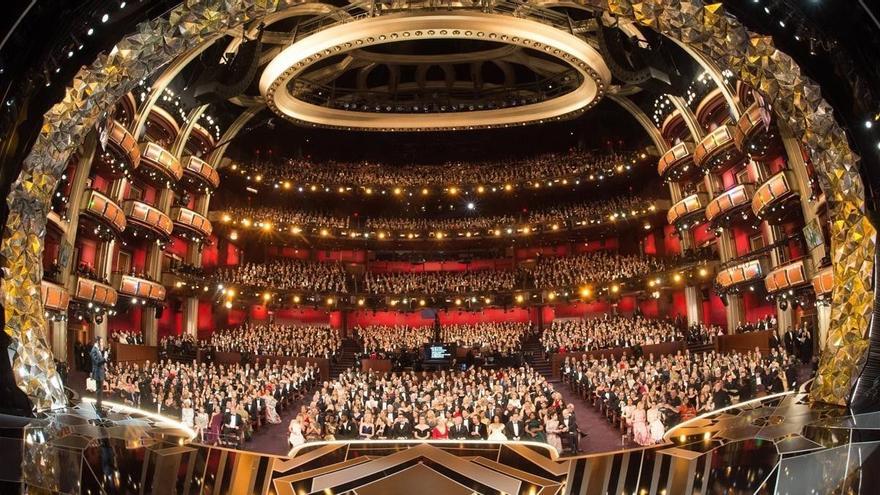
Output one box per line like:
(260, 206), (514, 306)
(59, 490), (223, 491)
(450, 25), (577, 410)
(260, 11), (611, 131)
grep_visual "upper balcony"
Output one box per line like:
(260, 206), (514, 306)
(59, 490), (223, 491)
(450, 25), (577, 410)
(181, 156), (220, 192)
(764, 259), (811, 295)
(695, 88), (728, 128)
(661, 110), (688, 143)
(137, 142), (183, 188)
(144, 106), (180, 147)
(80, 189), (127, 240)
(734, 101), (781, 161)
(112, 273), (166, 304)
(657, 142), (698, 182)
(171, 207), (213, 243)
(667, 192), (709, 230)
(72, 275), (118, 308)
(715, 256), (769, 292)
(752, 170), (800, 223)
(187, 123), (215, 156)
(812, 266), (833, 298)
(705, 184), (755, 228)
(41, 280), (70, 313)
(122, 200), (173, 242)
(693, 125), (745, 174)
(93, 119), (141, 179)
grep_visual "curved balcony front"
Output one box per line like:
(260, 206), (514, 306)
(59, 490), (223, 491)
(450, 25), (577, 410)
(41, 280), (70, 312)
(122, 200), (173, 242)
(657, 142), (698, 182)
(188, 123), (215, 155)
(94, 119), (141, 178)
(734, 101), (781, 160)
(181, 156), (220, 192)
(705, 184), (755, 227)
(661, 109), (687, 142)
(693, 125), (745, 173)
(752, 170), (800, 223)
(72, 276), (118, 308)
(137, 142), (183, 187)
(80, 189), (127, 239)
(172, 207), (213, 242)
(695, 88), (727, 128)
(145, 106), (180, 146)
(812, 266), (833, 297)
(764, 259), (810, 294)
(715, 257), (768, 291)
(667, 193), (708, 230)
(113, 273), (166, 303)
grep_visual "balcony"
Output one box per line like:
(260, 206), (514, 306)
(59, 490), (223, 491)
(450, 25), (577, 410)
(73, 276), (118, 307)
(657, 142), (698, 182)
(187, 123), (215, 156)
(764, 259), (810, 294)
(122, 200), (173, 242)
(667, 193), (709, 230)
(94, 119), (141, 178)
(172, 207), (213, 242)
(705, 184), (755, 227)
(80, 189), (127, 239)
(661, 110), (687, 143)
(181, 156), (220, 192)
(715, 257), (769, 291)
(113, 273), (166, 303)
(137, 142), (183, 187)
(695, 88), (727, 128)
(145, 106), (180, 147)
(693, 125), (745, 173)
(752, 170), (800, 223)
(734, 101), (781, 161)
(41, 281), (70, 312)
(812, 266), (833, 297)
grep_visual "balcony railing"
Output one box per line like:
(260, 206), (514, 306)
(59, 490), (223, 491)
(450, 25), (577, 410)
(41, 280), (70, 312)
(715, 257), (769, 290)
(752, 170), (799, 221)
(81, 189), (127, 237)
(734, 101), (781, 160)
(693, 125), (744, 173)
(667, 193), (708, 228)
(172, 207), (213, 241)
(705, 184), (755, 226)
(657, 142), (697, 182)
(95, 119), (141, 178)
(73, 276), (118, 307)
(138, 142), (183, 186)
(181, 156), (220, 191)
(694, 88), (726, 127)
(122, 200), (173, 240)
(812, 266), (833, 296)
(764, 259), (810, 294)
(113, 273), (166, 303)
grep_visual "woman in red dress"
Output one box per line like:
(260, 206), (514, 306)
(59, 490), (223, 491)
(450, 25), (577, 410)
(431, 419), (450, 439)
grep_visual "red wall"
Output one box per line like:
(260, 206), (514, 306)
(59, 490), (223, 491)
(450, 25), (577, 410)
(108, 306), (143, 336)
(77, 238), (98, 267)
(515, 245), (569, 260)
(166, 236), (189, 259)
(347, 307), (532, 327)
(266, 246), (311, 260)
(574, 238), (619, 254)
(743, 291), (776, 322)
(702, 292), (728, 328)
(158, 301), (183, 340)
(274, 308), (333, 324)
(317, 250), (366, 263)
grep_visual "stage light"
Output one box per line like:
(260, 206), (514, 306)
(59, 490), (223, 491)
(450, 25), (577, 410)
(230, 231), (238, 240)
(358, 298), (365, 306)
(504, 184), (512, 191)
(419, 299), (426, 306)
(224, 301), (232, 309)
(227, 289), (236, 298)
(515, 294), (524, 303)
(378, 232), (386, 239)
(611, 285), (620, 294)
(552, 224), (559, 230)
(699, 268), (708, 277)
(467, 202), (475, 210)
(580, 287), (591, 298)
(255, 175), (262, 182)
(320, 229), (329, 236)
(548, 292), (556, 301)
(326, 297), (334, 305)
(262, 293), (271, 301)
(393, 187), (402, 195)
(293, 295), (301, 303)
(477, 185), (485, 194)
(365, 187), (372, 195)
(455, 298), (462, 306)
(101, 13), (109, 23)
(221, 214), (231, 223)
(449, 187), (457, 195)
(484, 297), (491, 304)
(283, 181), (291, 189)
(261, 222), (272, 231)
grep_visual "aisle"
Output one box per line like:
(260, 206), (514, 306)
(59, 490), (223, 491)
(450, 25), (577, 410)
(554, 380), (638, 454)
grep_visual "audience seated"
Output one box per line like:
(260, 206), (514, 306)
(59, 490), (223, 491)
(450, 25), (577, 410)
(354, 325), (434, 357)
(685, 323), (725, 345)
(735, 315), (777, 334)
(563, 346), (800, 445)
(527, 251), (666, 288)
(214, 259), (348, 293)
(364, 269), (519, 295)
(111, 330), (144, 345)
(208, 323), (341, 359)
(542, 314), (683, 353)
(234, 149), (646, 187)
(354, 322), (532, 358)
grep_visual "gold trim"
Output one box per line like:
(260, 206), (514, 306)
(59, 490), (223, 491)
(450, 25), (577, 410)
(764, 259), (810, 294)
(40, 280), (70, 312)
(181, 155), (220, 190)
(715, 257), (768, 289)
(113, 273), (167, 302)
(122, 200), (174, 239)
(667, 192), (708, 226)
(82, 189), (127, 234)
(705, 183), (754, 224)
(657, 141), (696, 181)
(751, 170), (798, 218)
(693, 124), (743, 172)
(172, 206), (213, 239)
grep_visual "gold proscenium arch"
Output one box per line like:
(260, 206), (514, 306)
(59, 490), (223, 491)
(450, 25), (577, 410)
(259, 11), (612, 130)
(0, 0), (874, 411)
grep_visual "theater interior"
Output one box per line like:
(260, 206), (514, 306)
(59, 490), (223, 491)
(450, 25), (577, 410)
(1, 1), (880, 494)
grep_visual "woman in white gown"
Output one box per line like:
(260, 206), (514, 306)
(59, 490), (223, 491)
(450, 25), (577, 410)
(487, 415), (507, 442)
(545, 411), (563, 452)
(181, 399), (194, 429)
(288, 418), (306, 450)
(647, 403), (665, 443)
(263, 392), (281, 424)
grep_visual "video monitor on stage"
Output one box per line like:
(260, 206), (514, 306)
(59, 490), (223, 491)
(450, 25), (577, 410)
(423, 343), (456, 364)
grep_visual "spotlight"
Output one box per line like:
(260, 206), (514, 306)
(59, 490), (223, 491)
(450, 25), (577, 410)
(101, 13), (109, 23)
(467, 202), (475, 210)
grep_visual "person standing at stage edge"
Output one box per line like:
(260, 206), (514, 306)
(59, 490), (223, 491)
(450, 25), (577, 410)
(90, 336), (107, 409)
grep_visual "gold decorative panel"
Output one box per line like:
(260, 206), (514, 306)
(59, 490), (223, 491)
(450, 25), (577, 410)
(705, 183), (753, 224)
(114, 274), (166, 302)
(667, 192), (708, 226)
(73, 276), (118, 307)
(752, 170), (798, 218)
(122, 200), (174, 239)
(764, 259), (809, 294)
(812, 266), (833, 296)
(657, 141), (696, 181)
(693, 124), (744, 173)
(40, 281), (70, 313)
(138, 142), (183, 185)
(182, 155), (221, 190)
(82, 189), (127, 235)
(715, 257), (767, 289)
(1, 0), (873, 411)
(172, 207), (213, 239)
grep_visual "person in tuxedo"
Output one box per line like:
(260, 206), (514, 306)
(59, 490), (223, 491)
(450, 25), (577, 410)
(390, 414), (412, 439)
(449, 415), (469, 440)
(505, 412), (525, 441)
(783, 327), (796, 355)
(337, 413), (357, 440)
(468, 413), (487, 440)
(90, 336), (107, 409)
(222, 401), (244, 446)
(561, 408), (580, 453)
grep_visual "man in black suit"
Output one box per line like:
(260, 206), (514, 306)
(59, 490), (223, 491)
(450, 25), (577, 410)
(505, 413), (525, 441)
(336, 413), (357, 440)
(390, 414), (412, 439)
(89, 336), (107, 409)
(468, 414), (487, 440)
(783, 327), (796, 355)
(561, 408), (580, 453)
(222, 401), (244, 446)
(449, 415), (469, 440)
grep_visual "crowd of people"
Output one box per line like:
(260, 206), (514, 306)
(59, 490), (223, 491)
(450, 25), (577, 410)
(207, 323), (341, 359)
(542, 314), (684, 353)
(214, 259), (349, 293)
(363, 269), (521, 295)
(353, 322), (533, 358)
(440, 322), (533, 355)
(102, 359), (320, 446)
(111, 330), (144, 345)
(235, 149), (647, 188)
(222, 206), (350, 229)
(563, 346), (801, 446)
(354, 324), (435, 358)
(527, 251), (667, 288)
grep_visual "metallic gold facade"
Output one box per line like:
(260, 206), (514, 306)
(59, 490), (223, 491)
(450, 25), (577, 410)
(1, 0), (874, 411)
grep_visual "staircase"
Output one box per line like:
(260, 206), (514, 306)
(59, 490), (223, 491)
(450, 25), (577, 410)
(523, 336), (555, 382)
(330, 338), (360, 379)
